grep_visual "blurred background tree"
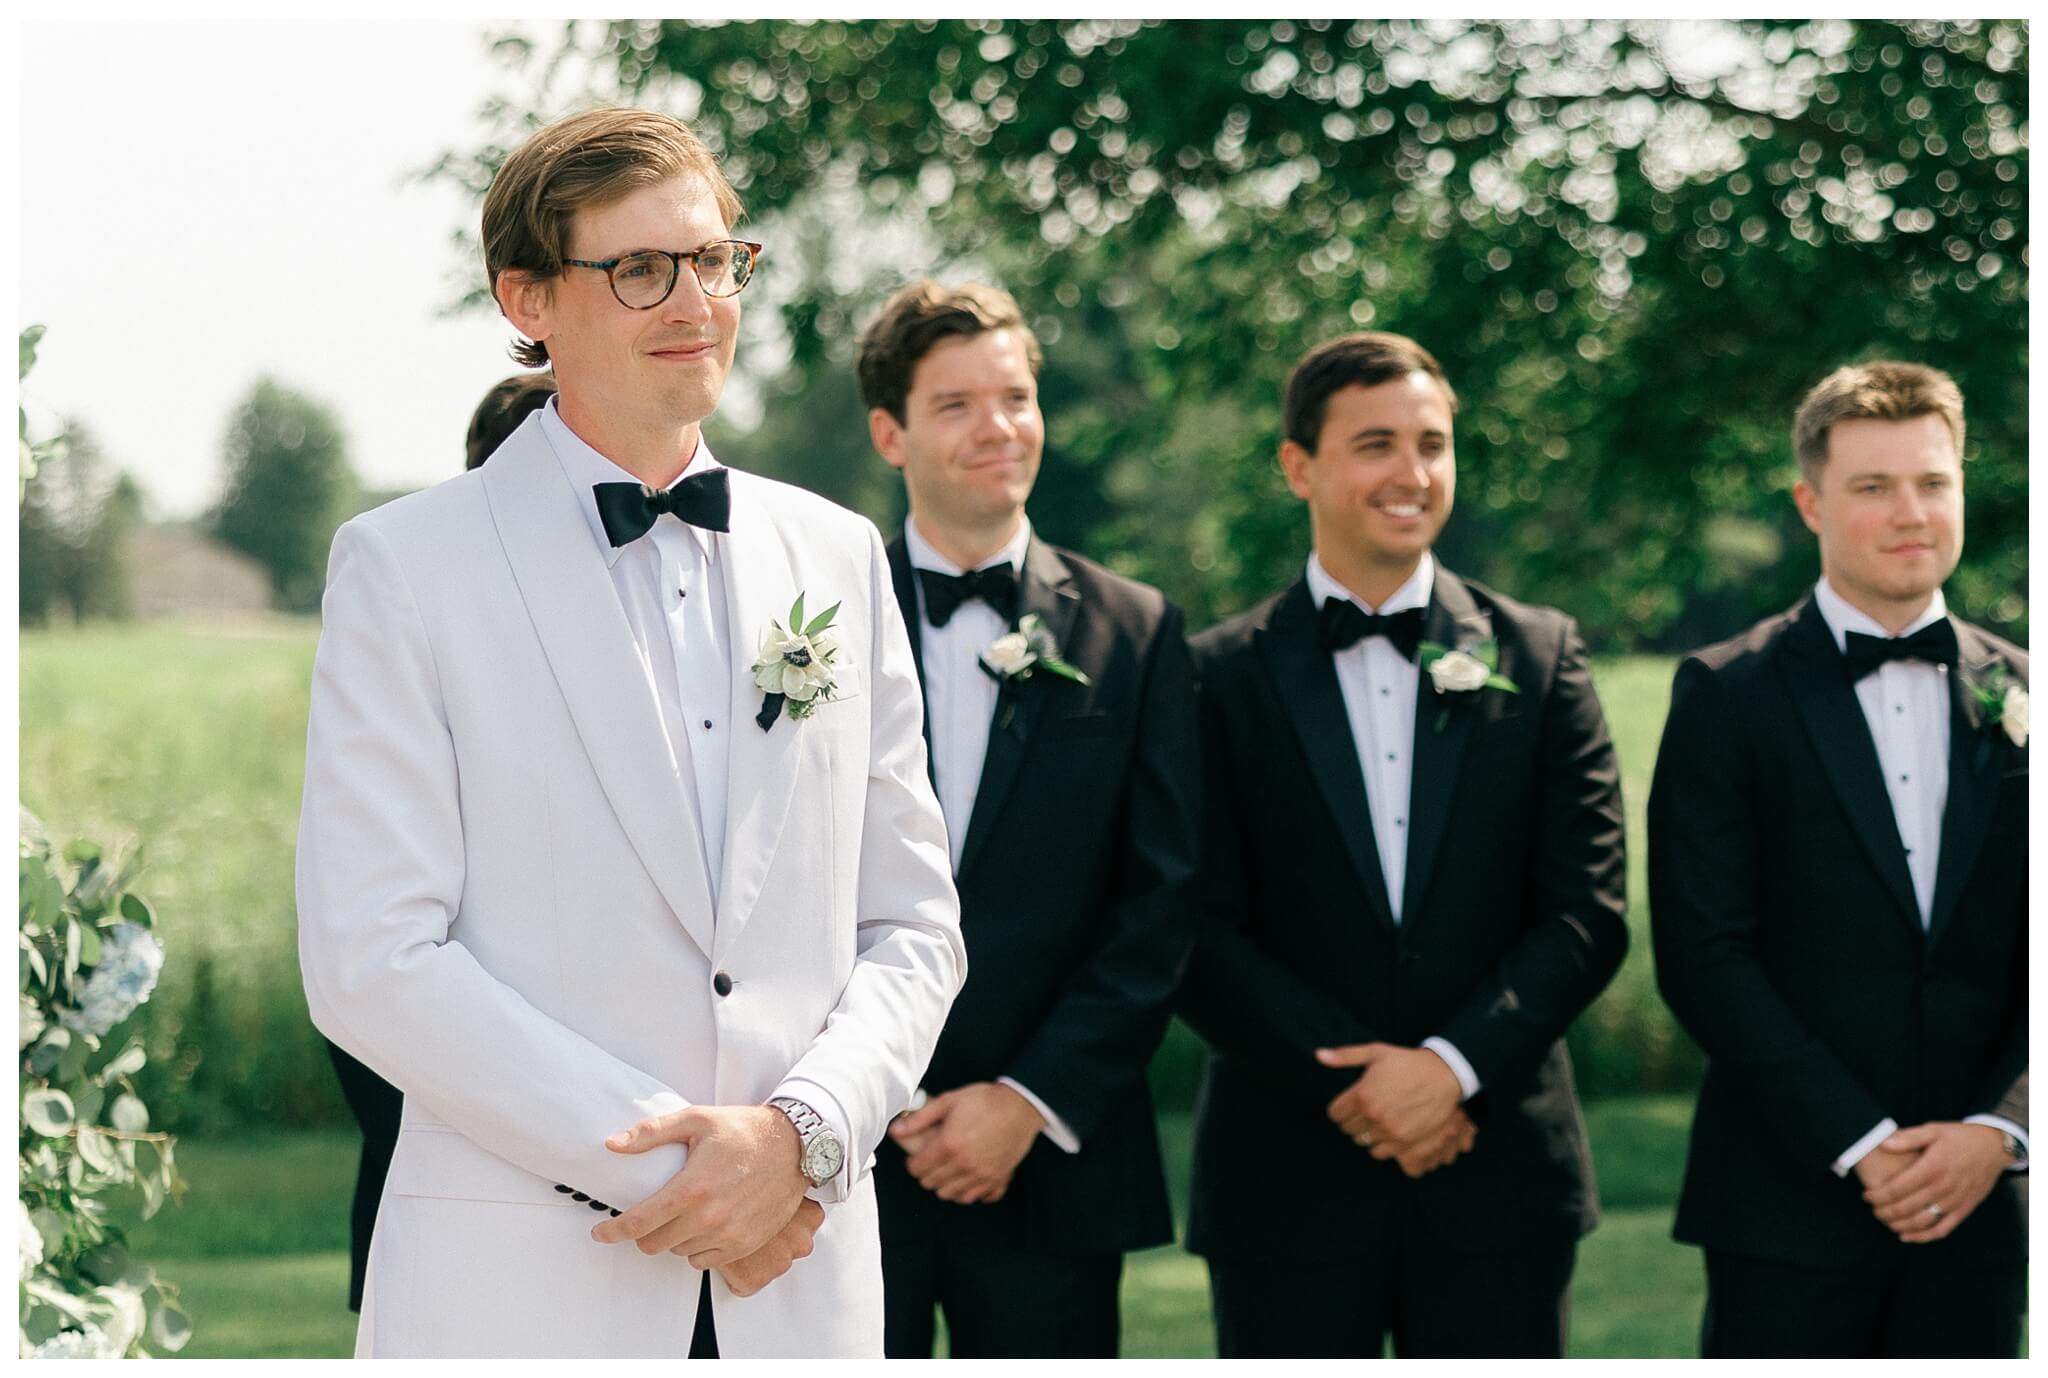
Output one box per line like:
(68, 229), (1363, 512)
(211, 381), (360, 614)
(439, 18), (2026, 647)
(19, 420), (142, 626)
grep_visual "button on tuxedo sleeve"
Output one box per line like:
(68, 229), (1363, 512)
(297, 519), (693, 1212)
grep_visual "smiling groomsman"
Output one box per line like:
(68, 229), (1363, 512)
(1650, 361), (2027, 1357)
(1178, 331), (1628, 1357)
(856, 280), (1200, 1358)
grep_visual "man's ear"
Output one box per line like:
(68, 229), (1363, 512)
(1278, 439), (1315, 501)
(1792, 475), (1823, 536)
(495, 270), (554, 348)
(870, 407), (909, 471)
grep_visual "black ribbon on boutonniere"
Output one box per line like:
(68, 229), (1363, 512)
(756, 693), (786, 732)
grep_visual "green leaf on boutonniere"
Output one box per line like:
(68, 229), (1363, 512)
(803, 601), (841, 637)
(1418, 637), (1517, 731)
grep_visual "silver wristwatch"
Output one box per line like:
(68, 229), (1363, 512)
(769, 1096), (846, 1188)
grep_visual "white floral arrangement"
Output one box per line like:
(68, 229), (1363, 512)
(752, 592), (843, 729)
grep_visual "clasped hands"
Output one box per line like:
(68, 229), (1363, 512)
(1317, 1042), (1474, 1178)
(586, 1104), (824, 1297)
(1853, 1121), (2014, 1244)
(887, 1080), (1046, 1204)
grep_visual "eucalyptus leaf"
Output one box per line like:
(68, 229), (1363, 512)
(139, 1171), (164, 1221)
(150, 1301), (193, 1352)
(79, 1242), (130, 1286)
(119, 892), (154, 927)
(110, 1092), (150, 1133)
(76, 1126), (116, 1174)
(31, 1206), (69, 1256)
(26, 938), (49, 985)
(72, 1082), (106, 1130)
(22, 1300), (62, 1345)
(62, 839), (103, 866)
(24, 1085), (76, 1135)
(78, 922), (103, 968)
(64, 918), (82, 977)
(29, 1025), (73, 1074)
(20, 323), (46, 380)
(100, 1042), (147, 1082)
(57, 1031), (92, 1082)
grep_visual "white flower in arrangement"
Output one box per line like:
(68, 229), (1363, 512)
(27, 1325), (119, 1360)
(19, 1200), (44, 1274)
(982, 632), (1035, 677)
(753, 628), (840, 703)
(2001, 682), (2028, 748)
(57, 922), (164, 1039)
(20, 992), (45, 1050)
(1427, 649), (1492, 694)
(751, 593), (845, 727)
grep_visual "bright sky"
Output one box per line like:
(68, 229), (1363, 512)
(19, 19), (560, 517)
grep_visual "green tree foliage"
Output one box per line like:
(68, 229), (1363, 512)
(451, 19), (2025, 646)
(211, 380), (358, 613)
(19, 421), (142, 626)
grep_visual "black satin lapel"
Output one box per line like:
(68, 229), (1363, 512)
(956, 538), (1078, 880)
(1404, 571), (1493, 922)
(1258, 584), (1397, 931)
(886, 534), (936, 791)
(1929, 629), (2002, 944)
(1781, 605), (1922, 936)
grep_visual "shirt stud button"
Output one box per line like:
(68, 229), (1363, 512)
(713, 971), (734, 997)
(703, 719), (714, 730)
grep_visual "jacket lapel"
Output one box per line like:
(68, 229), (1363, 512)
(1256, 580), (1397, 931)
(714, 474), (808, 955)
(1403, 568), (1494, 925)
(1779, 597), (1921, 937)
(482, 423), (717, 959)
(1928, 620), (2005, 945)
(885, 534), (936, 791)
(956, 536), (1079, 881)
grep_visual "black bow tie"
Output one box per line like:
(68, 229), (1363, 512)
(919, 564), (1019, 628)
(593, 469), (732, 548)
(1319, 599), (1425, 660)
(1842, 621), (1959, 681)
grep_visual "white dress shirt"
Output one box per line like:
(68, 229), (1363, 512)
(904, 514), (1079, 1153)
(542, 400), (734, 900)
(1810, 578), (2027, 1174)
(1305, 552), (1480, 1102)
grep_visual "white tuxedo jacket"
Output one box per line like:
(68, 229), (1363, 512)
(296, 415), (965, 1357)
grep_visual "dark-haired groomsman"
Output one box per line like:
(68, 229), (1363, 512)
(1650, 361), (2026, 1358)
(1179, 331), (1628, 1357)
(856, 280), (1200, 1358)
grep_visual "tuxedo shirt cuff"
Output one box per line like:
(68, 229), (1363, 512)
(771, 1076), (856, 1202)
(1963, 1115), (2029, 1171)
(1833, 1118), (1900, 1177)
(999, 1076), (1080, 1154)
(1422, 1037), (1481, 1101)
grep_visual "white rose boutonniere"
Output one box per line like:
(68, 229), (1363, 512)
(1970, 664), (2027, 768)
(751, 592), (843, 730)
(1418, 638), (1518, 732)
(980, 613), (1090, 731)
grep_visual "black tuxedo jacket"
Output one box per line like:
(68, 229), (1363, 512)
(1649, 596), (2027, 1268)
(1179, 566), (1628, 1263)
(877, 532), (1200, 1255)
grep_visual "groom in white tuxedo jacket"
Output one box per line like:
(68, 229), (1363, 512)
(296, 108), (965, 1359)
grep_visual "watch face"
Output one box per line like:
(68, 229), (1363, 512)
(804, 1133), (845, 1184)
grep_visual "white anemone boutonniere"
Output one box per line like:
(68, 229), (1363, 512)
(1418, 638), (1518, 732)
(981, 613), (1090, 731)
(1970, 664), (2028, 767)
(752, 592), (842, 730)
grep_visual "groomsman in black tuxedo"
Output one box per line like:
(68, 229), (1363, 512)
(1179, 331), (1628, 1357)
(1650, 361), (2027, 1357)
(856, 280), (1200, 1357)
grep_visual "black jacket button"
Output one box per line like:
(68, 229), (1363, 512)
(713, 971), (734, 997)
(553, 1184), (573, 1194)
(571, 1192), (589, 1202)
